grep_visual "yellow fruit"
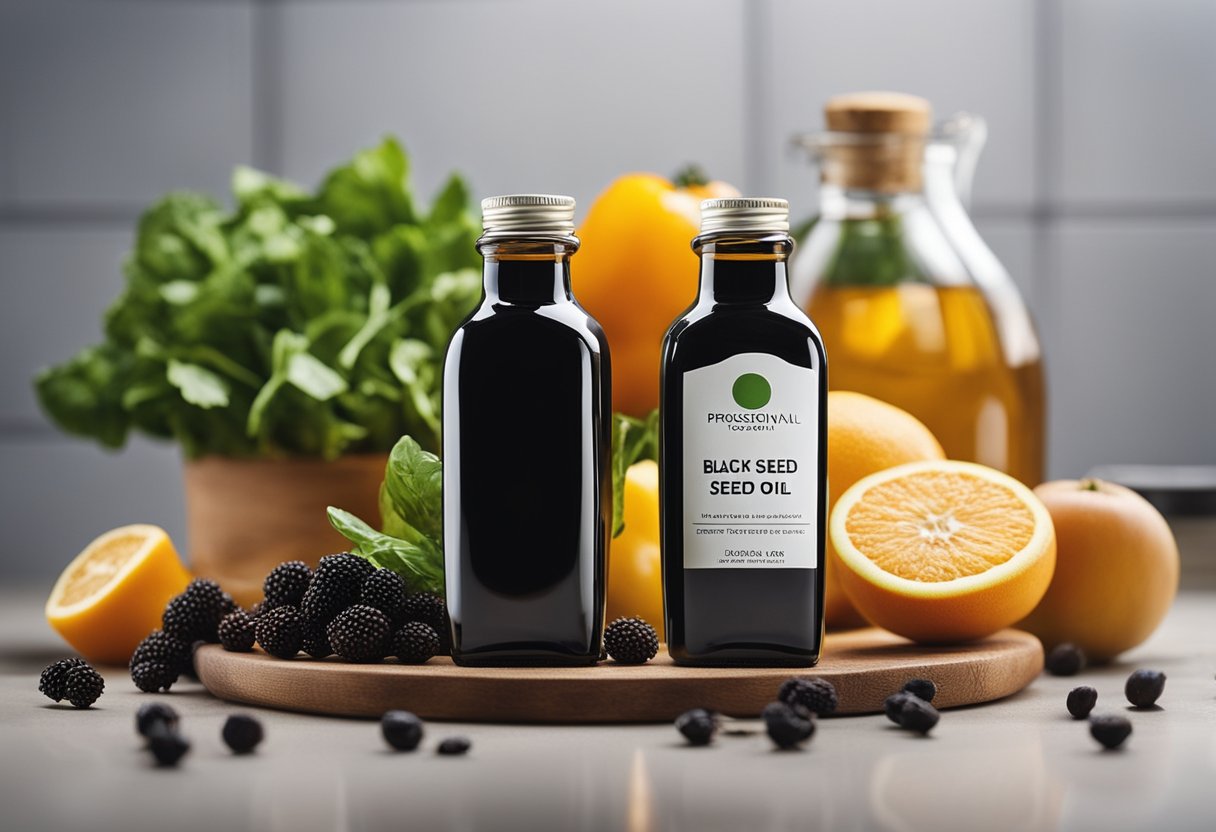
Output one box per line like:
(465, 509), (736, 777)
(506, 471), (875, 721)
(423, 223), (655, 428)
(606, 460), (664, 640)
(1018, 479), (1179, 663)
(46, 525), (192, 665)
(830, 460), (1056, 643)
(825, 391), (946, 628)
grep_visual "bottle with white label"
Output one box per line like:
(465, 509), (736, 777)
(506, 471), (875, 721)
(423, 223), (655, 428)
(660, 198), (826, 666)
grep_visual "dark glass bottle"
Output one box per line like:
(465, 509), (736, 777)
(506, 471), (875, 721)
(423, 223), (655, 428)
(443, 195), (611, 666)
(661, 198), (826, 666)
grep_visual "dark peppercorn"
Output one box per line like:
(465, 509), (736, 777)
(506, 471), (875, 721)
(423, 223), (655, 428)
(328, 604), (392, 663)
(778, 677), (838, 716)
(147, 724), (190, 767)
(675, 709), (718, 746)
(38, 658), (88, 702)
(218, 610), (257, 653)
(136, 702), (179, 740)
(262, 561), (312, 610)
(391, 621), (440, 664)
(762, 701), (815, 750)
(437, 736), (472, 756)
(222, 714), (264, 754)
(1045, 643), (1087, 676)
(902, 678), (937, 703)
(884, 692), (912, 725)
(361, 569), (410, 625)
(381, 710), (425, 751)
(63, 664), (105, 708)
(1089, 714), (1132, 749)
(1067, 686), (1098, 719)
(1125, 669), (1166, 708)
(255, 605), (304, 659)
(603, 617), (659, 664)
(131, 661), (177, 693)
(899, 696), (940, 735)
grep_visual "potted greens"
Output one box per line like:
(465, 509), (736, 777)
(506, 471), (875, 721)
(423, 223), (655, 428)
(35, 139), (481, 603)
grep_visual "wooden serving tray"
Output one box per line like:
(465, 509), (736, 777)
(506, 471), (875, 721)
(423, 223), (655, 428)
(195, 628), (1042, 723)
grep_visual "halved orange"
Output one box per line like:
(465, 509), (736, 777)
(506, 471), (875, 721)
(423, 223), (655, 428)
(829, 460), (1056, 644)
(46, 525), (192, 665)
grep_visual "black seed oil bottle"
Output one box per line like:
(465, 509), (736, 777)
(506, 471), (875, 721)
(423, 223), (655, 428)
(443, 195), (611, 666)
(660, 198), (826, 666)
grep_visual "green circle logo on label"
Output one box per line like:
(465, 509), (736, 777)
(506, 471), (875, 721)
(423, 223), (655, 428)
(732, 373), (771, 409)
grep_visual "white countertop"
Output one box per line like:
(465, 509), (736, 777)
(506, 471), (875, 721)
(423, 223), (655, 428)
(1, 589), (1213, 832)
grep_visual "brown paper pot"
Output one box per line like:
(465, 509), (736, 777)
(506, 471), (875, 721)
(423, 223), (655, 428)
(183, 454), (388, 606)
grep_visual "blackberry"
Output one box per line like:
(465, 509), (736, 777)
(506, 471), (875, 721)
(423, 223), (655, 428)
(902, 678), (937, 703)
(899, 696), (940, 735)
(603, 617), (659, 664)
(131, 661), (177, 693)
(63, 664), (105, 708)
(1125, 669), (1166, 708)
(404, 593), (451, 649)
(301, 619), (334, 659)
(1067, 685), (1098, 719)
(131, 630), (191, 676)
(1089, 714), (1132, 749)
(147, 724), (190, 767)
(675, 709), (718, 746)
(162, 580), (227, 643)
(262, 561), (312, 610)
(437, 736), (472, 756)
(218, 610), (257, 653)
(778, 677), (838, 716)
(884, 692), (912, 725)
(38, 658), (88, 702)
(381, 710), (425, 751)
(763, 701), (815, 750)
(361, 569), (409, 625)
(301, 554), (374, 625)
(248, 601), (266, 620)
(1045, 643), (1087, 677)
(328, 605), (391, 663)
(255, 605), (304, 659)
(222, 714), (264, 754)
(392, 621), (440, 664)
(136, 702), (179, 739)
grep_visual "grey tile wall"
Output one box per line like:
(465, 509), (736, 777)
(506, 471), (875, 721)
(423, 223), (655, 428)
(1, 0), (1214, 582)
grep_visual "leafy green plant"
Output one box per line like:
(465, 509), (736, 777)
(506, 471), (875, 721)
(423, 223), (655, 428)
(34, 138), (480, 459)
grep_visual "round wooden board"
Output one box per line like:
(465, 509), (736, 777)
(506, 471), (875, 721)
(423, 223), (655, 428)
(197, 628), (1042, 723)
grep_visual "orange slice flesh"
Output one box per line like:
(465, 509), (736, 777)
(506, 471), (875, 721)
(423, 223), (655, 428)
(830, 461), (1056, 643)
(46, 525), (192, 665)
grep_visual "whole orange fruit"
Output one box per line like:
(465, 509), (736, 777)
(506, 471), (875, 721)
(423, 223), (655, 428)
(574, 172), (738, 417)
(1018, 479), (1179, 662)
(825, 391), (946, 628)
(831, 460), (1057, 643)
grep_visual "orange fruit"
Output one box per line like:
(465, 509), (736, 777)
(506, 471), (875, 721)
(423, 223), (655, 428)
(46, 525), (192, 665)
(606, 460), (664, 640)
(1018, 479), (1178, 663)
(830, 460), (1056, 643)
(825, 391), (946, 628)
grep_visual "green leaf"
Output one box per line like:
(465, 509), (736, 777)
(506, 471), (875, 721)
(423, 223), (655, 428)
(338, 282), (393, 370)
(286, 351), (347, 401)
(166, 360), (230, 408)
(428, 174), (471, 227)
(34, 345), (132, 449)
(316, 137), (416, 237)
(382, 435), (443, 542)
(611, 409), (659, 537)
(327, 506), (443, 594)
(388, 339), (440, 446)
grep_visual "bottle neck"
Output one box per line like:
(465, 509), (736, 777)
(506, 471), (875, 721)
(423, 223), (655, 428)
(817, 183), (925, 221)
(477, 239), (576, 306)
(694, 236), (794, 305)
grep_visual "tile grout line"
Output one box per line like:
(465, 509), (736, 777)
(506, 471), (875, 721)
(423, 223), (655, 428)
(251, 0), (283, 174)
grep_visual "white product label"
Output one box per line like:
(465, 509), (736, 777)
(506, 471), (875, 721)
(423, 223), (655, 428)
(681, 353), (819, 569)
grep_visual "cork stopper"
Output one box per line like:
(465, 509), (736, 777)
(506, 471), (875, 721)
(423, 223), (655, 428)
(821, 92), (932, 192)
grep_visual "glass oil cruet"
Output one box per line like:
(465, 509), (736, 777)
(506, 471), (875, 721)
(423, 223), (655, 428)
(789, 92), (1045, 485)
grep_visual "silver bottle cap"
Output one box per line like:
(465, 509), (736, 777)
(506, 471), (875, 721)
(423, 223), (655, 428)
(698, 197), (790, 235)
(480, 194), (576, 238)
